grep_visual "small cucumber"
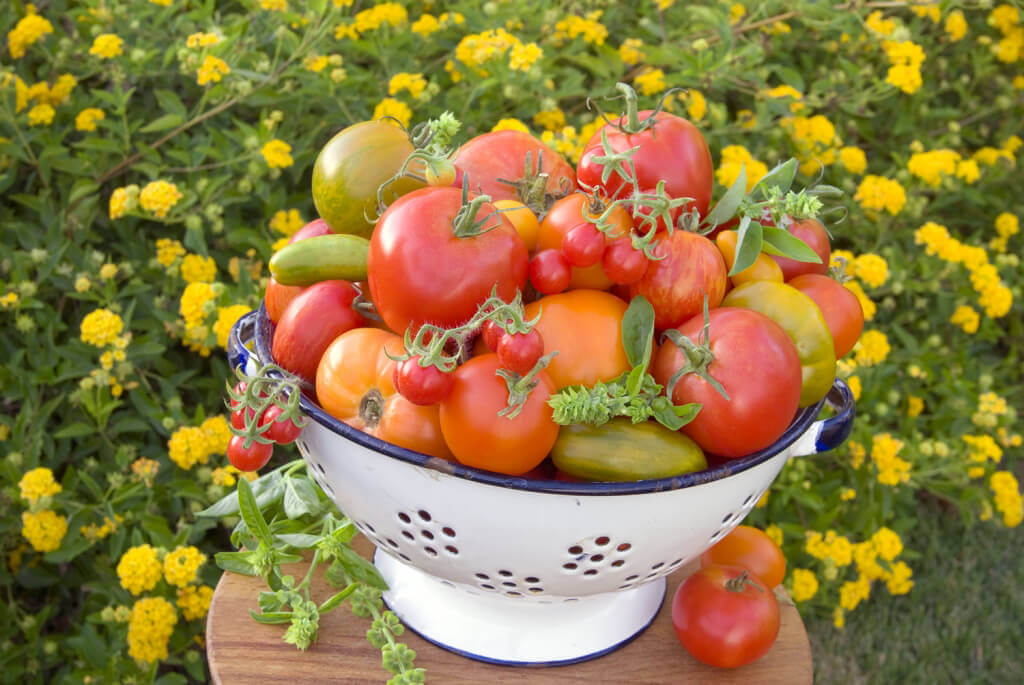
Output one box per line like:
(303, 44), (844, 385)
(268, 233), (370, 286)
(551, 418), (707, 482)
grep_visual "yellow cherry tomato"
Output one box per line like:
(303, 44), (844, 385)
(715, 229), (785, 287)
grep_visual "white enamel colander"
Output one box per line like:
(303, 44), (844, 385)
(228, 308), (854, 666)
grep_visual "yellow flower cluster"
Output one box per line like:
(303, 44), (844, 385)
(852, 253), (887, 288)
(177, 585), (214, 620)
(197, 55), (230, 86)
(139, 180), (184, 219)
(261, 139), (294, 169)
(212, 464), (257, 486)
(908, 149), (968, 186)
(109, 185), (139, 219)
(533, 108), (566, 131)
(805, 530), (854, 566)
(865, 10), (895, 37)
(634, 68), (666, 96)
(80, 308), (125, 347)
(163, 546), (207, 587)
(790, 567), (819, 602)
(945, 10), (968, 42)
(853, 174), (906, 215)
(871, 432), (910, 485)
(90, 34), (124, 60)
(27, 104), (55, 126)
(80, 515), (120, 541)
(716, 145), (768, 193)
(990, 4), (1024, 63)
(117, 544), (164, 595)
(409, 11), (463, 38)
(963, 434), (1003, 465)
(913, 221), (1013, 318)
(75, 107), (105, 132)
(618, 38), (645, 65)
(762, 84), (804, 113)
(181, 254), (216, 284)
(179, 282), (215, 328)
(186, 31), (221, 48)
(214, 304), (251, 348)
(156, 238), (186, 268)
(509, 42), (544, 71)
(911, 3), (940, 23)
(260, 0), (287, 10)
(336, 2), (408, 39)
(951, 305), (980, 334)
(372, 98), (412, 128)
(167, 415), (232, 470)
(269, 209), (305, 240)
(536, 116), (605, 166)
(21, 510), (68, 552)
(22, 74), (77, 108)
(8, 8), (54, 59)
(553, 12), (608, 46)
(763, 524), (783, 547)
(990, 471), (1023, 527)
(991, 211), (1019, 253)
(19, 467), (62, 503)
(127, 597), (177, 663)
(1, 292), (20, 309)
(973, 391), (1009, 428)
(853, 329), (889, 366)
(882, 40), (925, 94)
(132, 457), (161, 484)
(389, 72), (427, 99)
(838, 146), (867, 174)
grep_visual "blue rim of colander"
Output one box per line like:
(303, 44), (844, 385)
(233, 307), (853, 496)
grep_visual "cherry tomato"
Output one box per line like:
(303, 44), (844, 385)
(316, 328), (452, 460)
(528, 249), (572, 295)
(264, 277), (305, 324)
(577, 109), (713, 218)
(480, 319), (505, 352)
(394, 356), (455, 406)
(271, 280), (366, 385)
(368, 186), (529, 335)
(259, 404), (304, 445)
(453, 129), (577, 206)
(560, 223), (606, 268)
(628, 230), (727, 331)
(700, 525), (787, 588)
(601, 237), (649, 285)
(492, 199), (541, 253)
(651, 307), (802, 458)
(538, 193), (630, 291)
(788, 274), (864, 359)
(226, 435), (274, 472)
(438, 354), (559, 475)
(671, 564), (780, 669)
(496, 329), (544, 376)
(230, 407), (250, 431)
(772, 217), (831, 281)
(523, 290), (632, 390)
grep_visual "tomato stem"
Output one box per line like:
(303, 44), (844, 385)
(358, 388), (385, 429)
(496, 351), (558, 420)
(226, 362), (308, 447)
(724, 570), (765, 594)
(661, 296), (730, 403)
(450, 175), (503, 238)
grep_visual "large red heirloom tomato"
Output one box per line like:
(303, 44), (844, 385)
(453, 130), (577, 206)
(367, 186), (529, 335)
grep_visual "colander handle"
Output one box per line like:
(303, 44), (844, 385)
(786, 378), (856, 458)
(226, 310), (261, 374)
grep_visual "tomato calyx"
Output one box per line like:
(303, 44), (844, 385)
(495, 149), (572, 219)
(495, 351), (559, 419)
(588, 81), (680, 137)
(375, 112), (463, 218)
(449, 176), (505, 238)
(358, 388), (385, 428)
(661, 297), (731, 403)
(225, 361), (308, 449)
(724, 569), (766, 594)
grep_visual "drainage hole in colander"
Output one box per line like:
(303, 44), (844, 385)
(442, 527), (456, 538)
(423, 546), (437, 557)
(562, 562), (578, 570)
(399, 553), (411, 562)
(311, 459), (325, 476)
(590, 554), (605, 563)
(611, 560), (625, 568)
(506, 591), (522, 597)
(498, 569), (513, 577)
(475, 573), (490, 580)
(397, 512), (411, 524)
(401, 531), (415, 541)
(418, 509), (432, 522)
(480, 584), (495, 590)
(441, 580), (455, 588)
(528, 587), (544, 594)
(568, 545), (583, 555)
(595, 536), (610, 546)
(583, 569), (598, 576)
(669, 558), (684, 568)
(563, 598), (579, 603)
(444, 545), (458, 555)
(502, 581), (516, 588)
(362, 522), (376, 534)
(646, 572), (658, 579)
(524, 576), (540, 583)
(618, 584), (633, 590)
(721, 512), (735, 524)
(616, 542), (632, 552)
(386, 538), (399, 549)
(651, 561), (664, 570)
(625, 574), (639, 581)
(421, 530), (434, 540)
(742, 493), (754, 506)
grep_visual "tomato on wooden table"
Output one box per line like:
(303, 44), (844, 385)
(700, 525), (786, 588)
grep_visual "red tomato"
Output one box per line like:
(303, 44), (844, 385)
(523, 290), (632, 390)
(393, 356), (454, 406)
(671, 564), (781, 669)
(439, 354), (559, 475)
(602, 237), (648, 285)
(452, 130), (577, 206)
(227, 435), (274, 472)
(496, 329), (544, 376)
(577, 110), (713, 218)
(787, 274), (864, 358)
(480, 319), (505, 352)
(287, 218), (333, 244)
(651, 307), (801, 458)
(700, 525), (786, 588)
(628, 231), (727, 331)
(538, 193), (630, 291)
(271, 280), (366, 385)
(259, 404), (303, 445)
(367, 186), (529, 335)
(561, 223), (605, 267)
(772, 218), (831, 281)
(528, 249), (572, 295)
(316, 328), (452, 460)
(264, 277), (305, 324)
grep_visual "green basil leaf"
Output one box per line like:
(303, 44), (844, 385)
(215, 550), (259, 576)
(275, 533), (322, 549)
(704, 163), (747, 228)
(238, 477), (274, 546)
(729, 216), (763, 275)
(339, 545), (389, 591)
(751, 158), (798, 198)
(622, 296), (655, 370)
(761, 225), (822, 263)
(283, 476), (321, 520)
(318, 584), (358, 614)
(625, 365), (645, 397)
(249, 610), (294, 625)
(198, 470), (284, 518)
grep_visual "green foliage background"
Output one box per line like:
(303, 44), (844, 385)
(1, 0), (1021, 682)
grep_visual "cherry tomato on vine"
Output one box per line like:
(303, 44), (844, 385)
(561, 223), (605, 268)
(453, 129), (577, 206)
(671, 564), (780, 669)
(226, 435), (274, 472)
(788, 273), (864, 359)
(700, 525), (787, 588)
(259, 404), (304, 445)
(393, 356), (455, 406)
(601, 237), (648, 285)
(528, 249), (572, 295)
(496, 329), (544, 376)
(538, 193), (630, 291)
(480, 319), (506, 352)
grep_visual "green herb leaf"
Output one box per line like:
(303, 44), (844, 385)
(275, 533), (322, 549)
(704, 163), (747, 228)
(339, 545), (389, 591)
(751, 158), (798, 198)
(318, 584), (358, 613)
(761, 225), (822, 263)
(215, 550), (260, 576)
(729, 215), (762, 276)
(283, 476), (321, 520)
(249, 610), (293, 624)
(238, 477), (274, 546)
(622, 296), (655, 370)
(198, 470), (285, 518)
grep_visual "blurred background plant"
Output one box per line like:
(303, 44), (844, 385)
(1, 0), (1020, 682)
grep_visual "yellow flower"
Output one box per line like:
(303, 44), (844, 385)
(156, 238), (186, 267)
(885, 560), (914, 594)
(945, 10), (968, 42)
(509, 42), (543, 71)
(839, 574), (871, 610)
(372, 98), (412, 128)
(963, 434), (1003, 464)
(834, 607), (846, 629)
(841, 487), (857, 501)
(411, 14), (440, 37)
(882, 40), (925, 94)
(388, 72), (427, 99)
(618, 38), (645, 65)
(260, 139), (294, 169)
(839, 147), (867, 174)
(790, 568), (819, 602)
(163, 546), (207, 587)
(871, 527), (904, 561)
(907, 149), (960, 186)
(177, 585), (214, 621)
(853, 253), (888, 288)
(260, 0), (287, 10)
(213, 305), (251, 348)
(1, 292), (20, 309)
(269, 209), (305, 236)
(846, 375), (862, 401)
(763, 524), (783, 547)
(716, 145), (768, 192)
(75, 108), (105, 132)
(635, 68), (666, 96)
(729, 4), (746, 25)
(132, 457), (161, 484)
(27, 104), (55, 126)
(117, 544), (164, 595)
(990, 471), (1023, 527)
(109, 186), (138, 219)
(186, 32), (221, 48)
(127, 597), (177, 663)
(853, 330), (889, 366)
(855, 175), (906, 215)
(533, 108), (567, 131)
(907, 396), (924, 418)
(871, 433), (911, 485)
(81, 308), (125, 347)
(762, 84), (804, 112)
(197, 55), (230, 86)
(90, 34), (124, 59)
(848, 441), (866, 469)
(973, 146), (1014, 166)
(911, 4), (940, 23)
(21, 510), (67, 552)
(955, 159), (980, 184)
(685, 90), (707, 121)
(168, 425), (210, 470)
(950, 305), (980, 334)
(1004, 135), (1023, 154)
(139, 180), (183, 218)
(180, 254), (217, 284)
(865, 10), (895, 36)
(19, 467), (62, 503)
(491, 118), (530, 134)
(553, 13), (608, 46)
(352, 2), (408, 33)
(8, 12), (54, 59)
(995, 212), (1019, 238)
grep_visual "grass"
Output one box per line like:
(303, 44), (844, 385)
(806, 495), (1024, 684)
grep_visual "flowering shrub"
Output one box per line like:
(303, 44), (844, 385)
(1, 0), (1021, 680)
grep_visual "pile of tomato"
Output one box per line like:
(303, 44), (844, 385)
(239, 83), (864, 484)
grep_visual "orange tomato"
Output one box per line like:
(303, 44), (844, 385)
(537, 193), (630, 291)
(264, 277), (305, 324)
(714, 230), (785, 288)
(315, 327), (452, 460)
(492, 199), (541, 253)
(700, 525), (786, 588)
(523, 289), (632, 389)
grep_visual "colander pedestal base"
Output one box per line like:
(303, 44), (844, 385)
(375, 549), (666, 666)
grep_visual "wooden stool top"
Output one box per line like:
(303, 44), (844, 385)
(207, 537), (812, 683)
